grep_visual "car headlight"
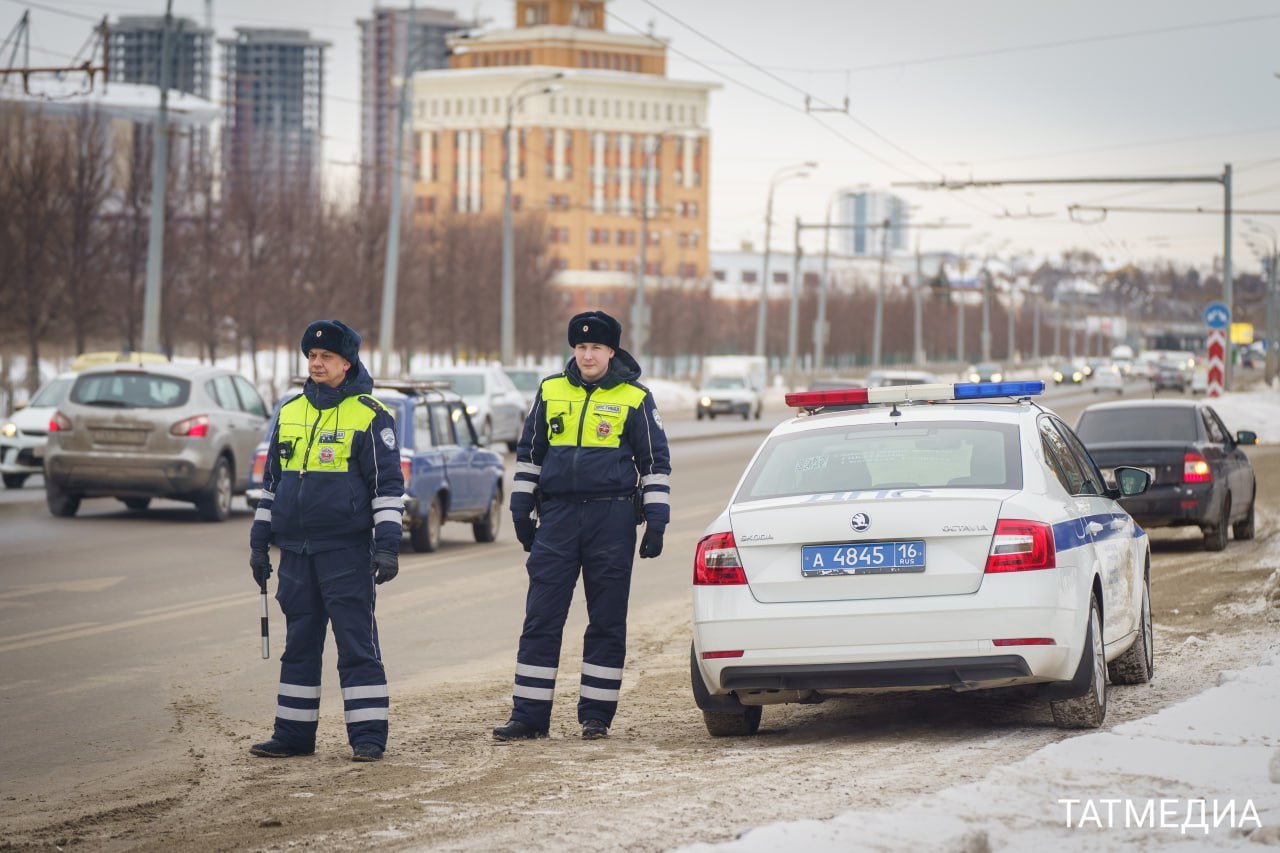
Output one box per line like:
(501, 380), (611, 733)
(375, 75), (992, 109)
(1053, 372), (1063, 382)
(699, 396), (711, 407)
(466, 404), (478, 416)
(1073, 371), (1082, 382)
(1, 422), (15, 438)
(969, 373), (980, 382)
(991, 373), (1003, 382)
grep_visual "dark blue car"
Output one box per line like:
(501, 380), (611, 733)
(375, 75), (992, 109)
(247, 380), (505, 552)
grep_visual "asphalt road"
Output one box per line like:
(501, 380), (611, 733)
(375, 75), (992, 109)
(0, 377), (1163, 801)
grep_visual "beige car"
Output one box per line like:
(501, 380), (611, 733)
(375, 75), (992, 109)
(43, 362), (268, 521)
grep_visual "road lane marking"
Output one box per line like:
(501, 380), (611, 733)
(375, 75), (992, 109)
(0, 577), (126, 600)
(0, 597), (250, 654)
(0, 622), (99, 644)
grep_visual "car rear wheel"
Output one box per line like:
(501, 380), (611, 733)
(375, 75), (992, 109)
(196, 457), (233, 522)
(703, 707), (762, 737)
(1232, 489), (1256, 541)
(411, 497), (443, 552)
(473, 485), (501, 543)
(1108, 570), (1153, 685)
(120, 497), (151, 511)
(1050, 593), (1107, 729)
(46, 479), (80, 518)
(1203, 496), (1230, 551)
(3, 473), (28, 489)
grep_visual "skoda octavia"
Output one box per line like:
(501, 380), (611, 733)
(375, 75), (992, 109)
(691, 381), (1154, 736)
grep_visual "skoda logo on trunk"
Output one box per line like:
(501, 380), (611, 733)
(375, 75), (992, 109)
(851, 512), (871, 532)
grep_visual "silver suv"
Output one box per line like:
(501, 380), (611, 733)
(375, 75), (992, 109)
(44, 362), (269, 521)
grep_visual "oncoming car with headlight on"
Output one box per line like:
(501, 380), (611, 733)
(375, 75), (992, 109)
(690, 381), (1154, 737)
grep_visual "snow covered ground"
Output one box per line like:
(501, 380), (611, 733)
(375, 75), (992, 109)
(682, 649), (1280, 851)
(1206, 390), (1280, 444)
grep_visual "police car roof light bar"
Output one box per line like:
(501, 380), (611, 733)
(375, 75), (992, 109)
(785, 380), (1043, 411)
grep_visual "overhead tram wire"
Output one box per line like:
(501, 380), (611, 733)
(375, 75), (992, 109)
(0, 0), (97, 23)
(624, 3), (1010, 220)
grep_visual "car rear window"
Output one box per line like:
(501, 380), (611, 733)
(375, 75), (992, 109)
(737, 421), (1022, 501)
(70, 372), (190, 409)
(1075, 407), (1198, 443)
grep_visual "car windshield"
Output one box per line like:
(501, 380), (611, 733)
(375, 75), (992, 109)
(29, 376), (74, 407)
(975, 363), (1001, 374)
(505, 371), (541, 392)
(420, 374), (484, 396)
(737, 420), (1022, 501)
(705, 376), (745, 389)
(1076, 407), (1199, 443)
(70, 372), (190, 409)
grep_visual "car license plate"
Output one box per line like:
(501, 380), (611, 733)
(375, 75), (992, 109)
(801, 540), (926, 577)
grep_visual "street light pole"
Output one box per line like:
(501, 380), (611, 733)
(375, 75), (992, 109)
(872, 217), (890, 368)
(377, 0), (415, 377)
(500, 73), (562, 366)
(786, 216), (803, 389)
(755, 162), (814, 357)
(141, 0), (174, 355)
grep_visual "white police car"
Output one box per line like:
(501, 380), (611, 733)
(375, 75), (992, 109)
(691, 381), (1154, 736)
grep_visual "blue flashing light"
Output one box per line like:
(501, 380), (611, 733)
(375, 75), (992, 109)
(953, 380), (1045, 399)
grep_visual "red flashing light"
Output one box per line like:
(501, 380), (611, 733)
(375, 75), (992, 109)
(701, 650), (745, 659)
(1183, 452), (1212, 483)
(694, 531), (747, 585)
(170, 414), (210, 438)
(785, 388), (869, 408)
(985, 519), (1056, 573)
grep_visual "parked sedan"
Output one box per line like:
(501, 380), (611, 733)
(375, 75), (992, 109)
(692, 380), (1153, 736)
(413, 366), (526, 450)
(247, 381), (504, 552)
(43, 362), (269, 520)
(1075, 400), (1257, 551)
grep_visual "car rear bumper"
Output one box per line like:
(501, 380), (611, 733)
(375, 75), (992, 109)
(45, 451), (214, 496)
(693, 569), (1083, 699)
(1121, 483), (1216, 528)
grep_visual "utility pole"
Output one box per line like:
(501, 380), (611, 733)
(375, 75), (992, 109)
(980, 262), (992, 362)
(786, 217), (803, 389)
(632, 134), (655, 368)
(872, 217), (890, 368)
(913, 239), (924, 367)
(141, 0), (174, 355)
(378, 0), (415, 376)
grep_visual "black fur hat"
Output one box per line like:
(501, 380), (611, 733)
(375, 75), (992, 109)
(567, 311), (622, 350)
(301, 319), (361, 364)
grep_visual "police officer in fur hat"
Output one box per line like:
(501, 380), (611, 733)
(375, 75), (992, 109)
(248, 320), (405, 762)
(493, 310), (672, 741)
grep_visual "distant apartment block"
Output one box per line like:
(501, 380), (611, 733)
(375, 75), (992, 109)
(108, 15), (212, 98)
(839, 191), (909, 256)
(220, 27), (328, 194)
(358, 5), (470, 204)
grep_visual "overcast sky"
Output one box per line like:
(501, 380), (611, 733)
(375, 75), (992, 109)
(10, 0), (1280, 269)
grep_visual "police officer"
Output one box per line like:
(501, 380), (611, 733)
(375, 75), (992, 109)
(248, 320), (405, 762)
(493, 310), (671, 741)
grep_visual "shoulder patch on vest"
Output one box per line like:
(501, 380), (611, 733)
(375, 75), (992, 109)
(356, 395), (389, 416)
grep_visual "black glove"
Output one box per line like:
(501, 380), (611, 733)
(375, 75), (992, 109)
(250, 548), (272, 587)
(513, 517), (537, 552)
(372, 550), (399, 585)
(639, 526), (664, 559)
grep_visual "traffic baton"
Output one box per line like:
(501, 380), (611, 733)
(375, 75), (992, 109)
(259, 577), (270, 659)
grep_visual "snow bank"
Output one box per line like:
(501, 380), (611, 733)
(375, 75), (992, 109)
(1205, 389), (1280, 444)
(681, 655), (1280, 851)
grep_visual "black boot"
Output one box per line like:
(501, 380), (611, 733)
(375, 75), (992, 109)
(352, 742), (384, 762)
(250, 738), (314, 758)
(581, 719), (609, 740)
(492, 719), (547, 741)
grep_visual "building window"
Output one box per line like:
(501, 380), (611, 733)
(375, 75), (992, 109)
(588, 259), (609, 271)
(773, 272), (788, 284)
(713, 269), (726, 281)
(513, 194), (523, 212)
(742, 270), (758, 284)
(687, 200), (698, 218)
(647, 230), (660, 247)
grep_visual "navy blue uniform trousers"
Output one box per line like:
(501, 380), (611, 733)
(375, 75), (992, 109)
(511, 498), (637, 730)
(272, 543), (389, 750)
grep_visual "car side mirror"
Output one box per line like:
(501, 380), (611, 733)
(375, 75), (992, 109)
(1236, 430), (1258, 446)
(1114, 466), (1151, 497)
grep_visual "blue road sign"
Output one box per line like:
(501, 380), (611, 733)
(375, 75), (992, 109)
(1203, 301), (1230, 330)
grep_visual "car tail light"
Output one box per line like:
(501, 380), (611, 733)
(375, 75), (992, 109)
(400, 456), (412, 483)
(48, 411), (72, 432)
(985, 519), (1056, 573)
(170, 414), (210, 438)
(1183, 452), (1212, 483)
(694, 532), (746, 585)
(251, 449), (267, 482)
